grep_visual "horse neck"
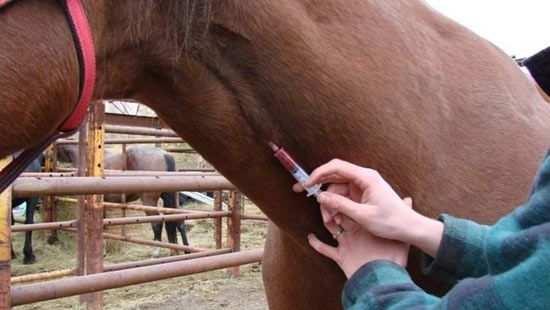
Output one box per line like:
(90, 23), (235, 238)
(99, 0), (550, 241)
(0, 1), (81, 157)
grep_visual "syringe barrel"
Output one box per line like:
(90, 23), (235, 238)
(271, 144), (321, 197)
(293, 167), (322, 197)
(273, 147), (299, 173)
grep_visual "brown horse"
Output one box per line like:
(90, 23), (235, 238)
(57, 145), (190, 256)
(2, 1), (550, 309)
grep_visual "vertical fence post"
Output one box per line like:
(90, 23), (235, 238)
(77, 116), (88, 282)
(43, 145), (58, 244)
(226, 191), (242, 277)
(82, 101), (105, 310)
(104, 142), (123, 253)
(213, 191), (222, 249)
(0, 157), (11, 309)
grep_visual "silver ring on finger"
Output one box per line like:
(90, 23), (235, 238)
(332, 226), (345, 240)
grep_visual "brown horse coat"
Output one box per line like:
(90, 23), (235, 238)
(2, 1), (550, 309)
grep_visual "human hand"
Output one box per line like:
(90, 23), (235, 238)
(294, 159), (417, 241)
(307, 203), (410, 278)
(294, 159), (443, 257)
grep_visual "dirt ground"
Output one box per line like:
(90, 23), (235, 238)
(12, 149), (269, 309)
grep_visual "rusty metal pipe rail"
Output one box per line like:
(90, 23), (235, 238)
(178, 168), (216, 172)
(12, 220), (77, 232)
(101, 232), (207, 253)
(56, 137), (184, 145)
(11, 249), (264, 305)
(11, 211), (231, 232)
(11, 248), (233, 285)
(241, 215), (269, 222)
(62, 228), (206, 253)
(104, 248), (232, 272)
(102, 202), (210, 215)
(165, 148), (197, 154)
(11, 269), (76, 285)
(54, 167), (217, 173)
(20, 171), (218, 178)
(58, 199), (211, 215)
(102, 212), (230, 226)
(12, 175), (235, 197)
(104, 125), (178, 137)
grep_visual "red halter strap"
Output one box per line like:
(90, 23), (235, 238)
(58, 0), (96, 131)
(0, 0), (96, 192)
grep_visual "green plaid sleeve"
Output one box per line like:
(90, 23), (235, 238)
(423, 149), (550, 282)
(422, 215), (490, 281)
(342, 244), (550, 309)
(341, 150), (550, 309)
(342, 261), (439, 309)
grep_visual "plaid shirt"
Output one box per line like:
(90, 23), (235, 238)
(342, 150), (550, 309)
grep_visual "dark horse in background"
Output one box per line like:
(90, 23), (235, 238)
(11, 155), (42, 264)
(58, 145), (190, 256)
(2, 1), (550, 309)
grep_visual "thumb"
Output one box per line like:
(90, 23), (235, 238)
(318, 192), (363, 221)
(307, 234), (339, 262)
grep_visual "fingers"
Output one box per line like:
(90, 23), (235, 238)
(322, 184), (349, 223)
(327, 184), (349, 196)
(308, 233), (339, 262)
(318, 191), (365, 221)
(292, 183), (304, 193)
(320, 206), (332, 225)
(304, 159), (373, 188)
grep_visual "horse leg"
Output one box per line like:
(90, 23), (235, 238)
(263, 223), (344, 310)
(164, 221), (179, 256)
(143, 194), (163, 257)
(160, 192), (180, 255)
(177, 222), (190, 248)
(150, 217), (163, 258)
(23, 198), (37, 264)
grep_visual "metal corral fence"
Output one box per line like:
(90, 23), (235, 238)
(1, 101), (267, 309)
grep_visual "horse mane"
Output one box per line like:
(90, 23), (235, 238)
(127, 0), (212, 59)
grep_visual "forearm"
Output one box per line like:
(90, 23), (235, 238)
(397, 211), (444, 258)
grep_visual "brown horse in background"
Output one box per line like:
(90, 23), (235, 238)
(57, 145), (190, 256)
(2, 1), (550, 309)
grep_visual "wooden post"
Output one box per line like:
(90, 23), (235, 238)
(104, 139), (124, 251)
(213, 191), (222, 249)
(43, 145), (58, 244)
(81, 102), (105, 310)
(0, 157), (12, 309)
(77, 117), (88, 280)
(226, 191), (241, 277)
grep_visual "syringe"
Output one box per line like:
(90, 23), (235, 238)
(269, 142), (322, 198)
